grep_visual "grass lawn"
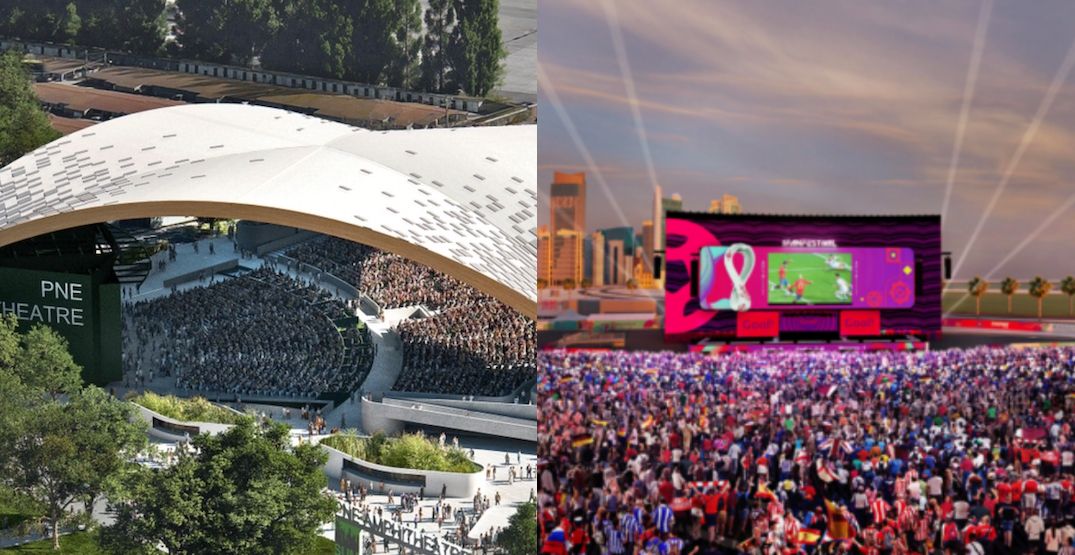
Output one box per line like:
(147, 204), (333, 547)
(309, 536), (336, 555)
(942, 291), (1075, 319)
(0, 490), (39, 532)
(0, 531), (104, 554)
(767, 252), (852, 306)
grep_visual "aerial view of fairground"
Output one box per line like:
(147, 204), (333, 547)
(0, 0), (537, 554)
(538, 1), (1075, 554)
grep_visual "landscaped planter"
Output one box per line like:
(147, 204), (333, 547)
(131, 402), (241, 442)
(319, 442), (484, 498)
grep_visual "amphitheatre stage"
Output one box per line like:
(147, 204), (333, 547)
(0, 103), (537, 553)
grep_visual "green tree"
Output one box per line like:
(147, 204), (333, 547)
(4, 387), (145, 550)
(60, 2), (81, 43)
(0, 313), (19, 370)
(1001, 277), (1019, 315)
(1061, 276), (1075, 317)
(260, 0), (351, 79)
(84, 0), (168, 55)
(347, 0), (400, 84)
(0, 317), (147, 550)
(967, 276), (988, 318)
(498, 502), (536, 554)
(0, 50), (62, 166)
(1029, 276), (1053, 320)
(14, 324), (83, 399)
(419, 0), (456, 93)
(101, 420), (336, 555)
(386, 0), (423, 89)
(175, 0), (279, 65)
(450, 0), (504, 96)
(0, 1), (164, 54)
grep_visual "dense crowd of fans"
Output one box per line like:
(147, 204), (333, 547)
(287, 236), (535, 397)
(123, 267), (374, 397)
(394, 290), (535, 397)
(538, 347), (1075, 555)
(286, 236), (464, 310)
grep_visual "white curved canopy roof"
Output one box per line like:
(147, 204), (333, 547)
(0, 103), (537, 316)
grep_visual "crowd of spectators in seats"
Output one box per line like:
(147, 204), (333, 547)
(287, 236), (460, 310)
(538, 347), (1075, 555)
(123, 267), (374, 398)
(286, 236), (534, 397)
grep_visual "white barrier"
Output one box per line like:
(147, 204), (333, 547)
(320, 443), (484, 498)
(131, 403), (239, 442)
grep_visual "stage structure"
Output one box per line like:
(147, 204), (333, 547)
(664, 213), (941, 343)
(0, 103), (537, 316)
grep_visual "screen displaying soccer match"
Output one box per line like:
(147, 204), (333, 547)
(663, 213), (942, 341)
(767, 252), (853, 305)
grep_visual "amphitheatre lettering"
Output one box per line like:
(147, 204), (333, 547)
(0, 280), (86, 327)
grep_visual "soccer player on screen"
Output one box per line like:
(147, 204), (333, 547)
(835, 272), (851, 301)
(827, 254), (850, 271)
(775, 260), (791, 293)
(792, 275), (812, 303)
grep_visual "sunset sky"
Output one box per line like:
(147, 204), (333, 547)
(538, 0), (1075, 280)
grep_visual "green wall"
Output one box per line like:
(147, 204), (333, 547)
(0, 266), (122, 385)
(334, 517), (363, 555)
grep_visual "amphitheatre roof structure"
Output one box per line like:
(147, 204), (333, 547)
(0, 103), (537, 316)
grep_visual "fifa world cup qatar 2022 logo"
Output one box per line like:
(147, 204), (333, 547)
(699, 243), (756, 312)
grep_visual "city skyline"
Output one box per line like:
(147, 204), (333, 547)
(539, 0), (1075, 280)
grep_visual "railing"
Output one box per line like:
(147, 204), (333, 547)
(337, 505), (469, 555)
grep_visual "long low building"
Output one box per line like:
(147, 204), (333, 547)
(83, 66), (468, 129)
(35, 82), (183, 120)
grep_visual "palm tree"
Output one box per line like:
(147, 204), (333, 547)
(1000, 277), (1019, 315)
(967, 276), (989, 318)
(1028, 276), (1053, 320)
(1061, 276), (1075, 317)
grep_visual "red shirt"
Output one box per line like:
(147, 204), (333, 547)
(793, 279), (811, 295)
(659, 480), (675, 504)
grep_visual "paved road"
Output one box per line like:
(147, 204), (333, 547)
(496, 0), (537, 103)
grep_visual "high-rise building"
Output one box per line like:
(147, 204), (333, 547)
(709, 194), (741, 214)
(723, 194), (741, 214)
(600, 226), (636, 286)
(591, 230), (605, 287)
(550, 229), (583, 286)
(549, 172), (586, 285)
(652, 190), (682, 285)
(550, 172), (586, 234)
(662, 193), (683, 213)
(641, 219), (654, 273)
(537, 225), (551, 286)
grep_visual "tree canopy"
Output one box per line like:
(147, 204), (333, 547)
(0, 50), (62, 166)
(0, 0), (506, 95)
(498, 501), (537, 554)
(0, 0), (166, 54)
(0, 316), (147, 550)
(100, 420), (336, 555)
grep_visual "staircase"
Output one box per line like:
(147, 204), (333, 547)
(106, 224), (154, 286)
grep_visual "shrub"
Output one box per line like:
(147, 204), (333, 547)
(320, 431), (480, 473)
(129, 391), (246, 425)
